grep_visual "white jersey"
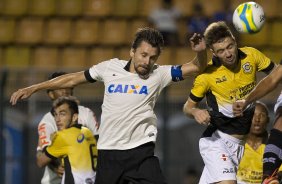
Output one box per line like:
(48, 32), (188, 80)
(274, 92), (282, 113)
(38, 105), (98, 184)
(85, 58), (175, 150)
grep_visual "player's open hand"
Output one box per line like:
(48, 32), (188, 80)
(10, 86), (36, 105)
(189, 33), (206, 52)
(233, 100), (246, 117)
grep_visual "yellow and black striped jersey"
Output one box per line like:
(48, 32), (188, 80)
(190, 47), (273, 118)
(45, 124), (97, 184)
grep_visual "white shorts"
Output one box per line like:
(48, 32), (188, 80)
(199, 130), (245, 184)
(274, 92), (282, 113)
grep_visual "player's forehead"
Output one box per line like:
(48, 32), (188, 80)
(54, 103), (70, 113)
(212, 37), (235, 50)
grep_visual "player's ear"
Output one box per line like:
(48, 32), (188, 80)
(48, 91), (55, 100)
(72, 113), (78, 123)
(130, 48), (135, 58)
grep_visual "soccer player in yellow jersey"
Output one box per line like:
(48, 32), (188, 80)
(183, 21), (275, 184)
(36, 96), (97, 184)
(237, 101), (272, 183)
(233, 63), (282, 184)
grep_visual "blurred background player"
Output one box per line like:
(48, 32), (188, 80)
(37, 96), (97, 184)
(148, 0), (181, 46)
(37, 71), (99, 184)
(183, 21), (275, 184)
(237, 101), (273, 183)
(233, 63), (282, 184)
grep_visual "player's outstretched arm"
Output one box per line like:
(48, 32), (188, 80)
(244, 64), (282, 105)
(233, 64), (282, 117)
(10, 71), (87, 105)
(181, 33), (207, 78)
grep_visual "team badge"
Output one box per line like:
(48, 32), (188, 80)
(77, 133), (85, 143)
(242, 62), (253, 73)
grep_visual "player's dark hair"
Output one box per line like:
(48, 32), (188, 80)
(52, 96), (79, 116)
(204, 21), (235, 48)
(131, 27), (164, 55)
(46, 71), (73, 93)
(48, 71), (67, 80)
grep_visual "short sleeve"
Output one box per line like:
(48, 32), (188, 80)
(251, 48), (272, 71)
(190, 74), (209, 102)
(157, 65), (173, 89)
(37, 113), (57, 151)
(85, 60), (112, 82)
(45, 133), (67, 159)
(78, 106), (99, 136)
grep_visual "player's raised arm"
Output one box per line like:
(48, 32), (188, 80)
(181, 33), (207, 78)
(233, 64), (282, 116)
(10, 71), (87, 105)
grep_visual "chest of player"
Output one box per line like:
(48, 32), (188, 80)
(209, 62), (257, 99)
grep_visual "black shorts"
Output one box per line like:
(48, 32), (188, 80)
(95, 142), (167, 184)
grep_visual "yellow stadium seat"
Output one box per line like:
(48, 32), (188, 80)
(138, 0), (162, 17)
(44, 19), (71, 45)
(0, 18), (15, 44)
(71, 19), (100, 45)
(126, 19), (149, 44)
(177, 18), (188, 46)
(99, 19), (128, 46)
(112, 0), (139, 17)
(201, 0), (223, 17)
(29, 0), (56, 16)
(239, 22), (270, 47)
(2, 0), (28, 16)
(4, 46), (30, 68)
(89, 47), (115, 65)
(16, 18), (44, 45)
(158, 47), (173, 65)
(57, 0), (82, 16)
(174, 0), (194, 17)
(32, 47), (59, 69)
(61, 47), (87, 69)
(270, 22), (282, 47)
(174, 47), (197, 65)
(261, 48), (282, 64)
(82, 0), (112, 17)
(115, 47), (130, 61)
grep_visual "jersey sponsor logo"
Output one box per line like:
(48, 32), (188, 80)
(77, 133), (85, 143)
(223, 168), (234, 174)
(215, 76), (227, 84)
(221, 154), (228, 161)
(108, 84), (148, 95)
(242, 62), (253, 73)
(38, 123), (50, 147)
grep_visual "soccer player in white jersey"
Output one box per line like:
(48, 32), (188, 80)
(233, 62), (282, 184)
(10, 27), (207, 183)
(37, 72), (99, 184)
